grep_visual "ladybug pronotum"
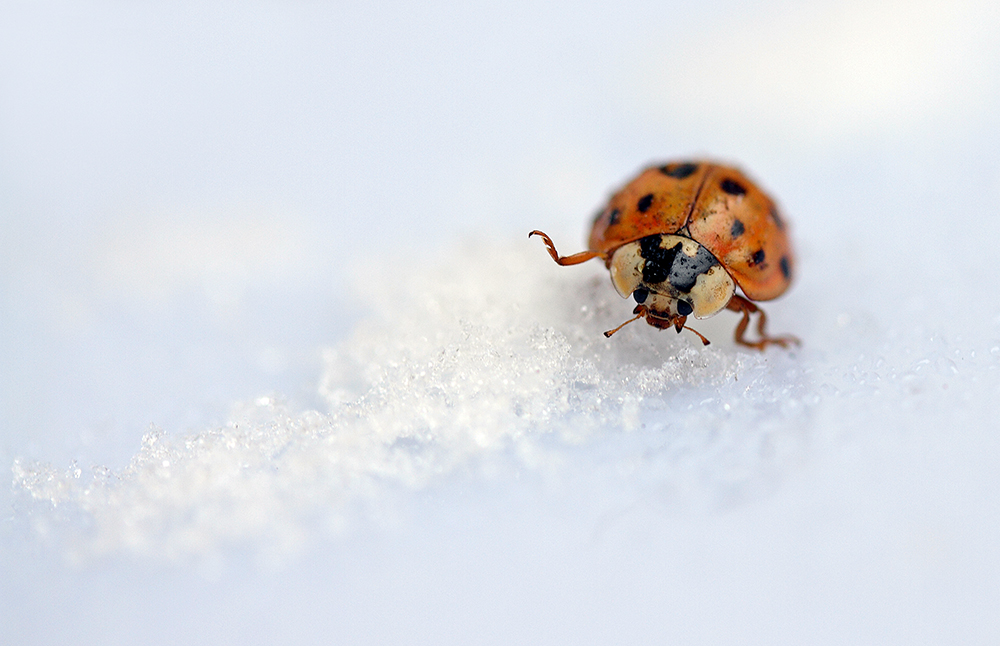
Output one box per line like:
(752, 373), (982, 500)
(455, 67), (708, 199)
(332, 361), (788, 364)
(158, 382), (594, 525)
(530, 161), (797, 350)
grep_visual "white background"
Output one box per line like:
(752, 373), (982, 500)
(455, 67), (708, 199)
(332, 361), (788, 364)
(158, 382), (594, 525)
(3, 1), (1000, 643)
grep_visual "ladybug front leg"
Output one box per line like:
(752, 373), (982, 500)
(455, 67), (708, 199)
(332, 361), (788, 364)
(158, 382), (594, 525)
(726, 294), (799, 351)
(529, 230), (604, 266)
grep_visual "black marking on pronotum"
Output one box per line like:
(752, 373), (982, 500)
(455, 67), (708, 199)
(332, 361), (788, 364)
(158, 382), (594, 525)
(637, 193), (654, 213)
(676, 300), (693, 316)
(667, 244), (719, 293)
(632, 287), (649, 304)
(730, 219), (745, 238)
(660, 163), (698, 179)
(751, 249), (765, 266)
(770, 205), (786, 230)
(608, 208), (621, 226)
(639, 235), (720, 294)
(720, 178), (747, 196)
(639, 235), (677, 284)
(780, 256), (791, 280)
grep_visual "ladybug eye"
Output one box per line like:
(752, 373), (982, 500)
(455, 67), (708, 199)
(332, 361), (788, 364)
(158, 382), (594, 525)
(632, 287), (649, 304)
(677, 300), (693, 316)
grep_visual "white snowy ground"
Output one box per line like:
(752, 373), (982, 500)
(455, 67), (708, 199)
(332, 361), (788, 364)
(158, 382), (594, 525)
(3, 1), (1000, 644)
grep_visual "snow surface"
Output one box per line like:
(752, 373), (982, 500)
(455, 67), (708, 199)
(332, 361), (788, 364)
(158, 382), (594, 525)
(4, 0), (1000, 644)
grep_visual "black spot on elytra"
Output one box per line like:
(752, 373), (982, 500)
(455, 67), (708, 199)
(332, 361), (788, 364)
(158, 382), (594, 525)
(730, 219), (745, 238)
(780, 256), (791, 280)
(751, 249), (765, 266)
(770, 205), (786, 230)
(660, 163), (698, 179)
(632, 287), (649, 304)
(639, 235), (719, 293)
(636, 193), (654, 213)
(608, 209), (621, 226)
(720, 178), (747, 196)
(676, 300), (693, 316)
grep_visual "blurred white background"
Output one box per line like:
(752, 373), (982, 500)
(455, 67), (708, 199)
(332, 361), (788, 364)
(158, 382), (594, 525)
(3, 0), (1000, 643)
(3, 0), (999, 463)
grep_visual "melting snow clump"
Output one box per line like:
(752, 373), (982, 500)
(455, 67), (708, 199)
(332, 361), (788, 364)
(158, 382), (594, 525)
(13, 238), (1000, 576)
(11, 241), (816, 562)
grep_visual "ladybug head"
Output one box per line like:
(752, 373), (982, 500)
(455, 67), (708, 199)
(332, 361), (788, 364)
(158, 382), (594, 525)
(605, 234), (735, 339)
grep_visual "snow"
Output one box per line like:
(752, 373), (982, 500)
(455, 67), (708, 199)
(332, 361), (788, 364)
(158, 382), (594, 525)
(4, 1), (1000, 644)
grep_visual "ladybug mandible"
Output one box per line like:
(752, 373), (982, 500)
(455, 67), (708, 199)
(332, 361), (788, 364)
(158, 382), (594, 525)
(530, 161), (798, 350)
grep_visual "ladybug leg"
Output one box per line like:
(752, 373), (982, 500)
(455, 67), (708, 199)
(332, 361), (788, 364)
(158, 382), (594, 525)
(529, 230), (604, 266)
(726, 294), (800, 351)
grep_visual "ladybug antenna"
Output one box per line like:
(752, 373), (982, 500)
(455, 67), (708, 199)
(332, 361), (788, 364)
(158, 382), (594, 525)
(683, 324), (711, 346)
(603, 309), (647, 338)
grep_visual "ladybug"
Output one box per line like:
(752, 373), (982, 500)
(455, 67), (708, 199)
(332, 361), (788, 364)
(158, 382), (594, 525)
(529, 161), (797, 350)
